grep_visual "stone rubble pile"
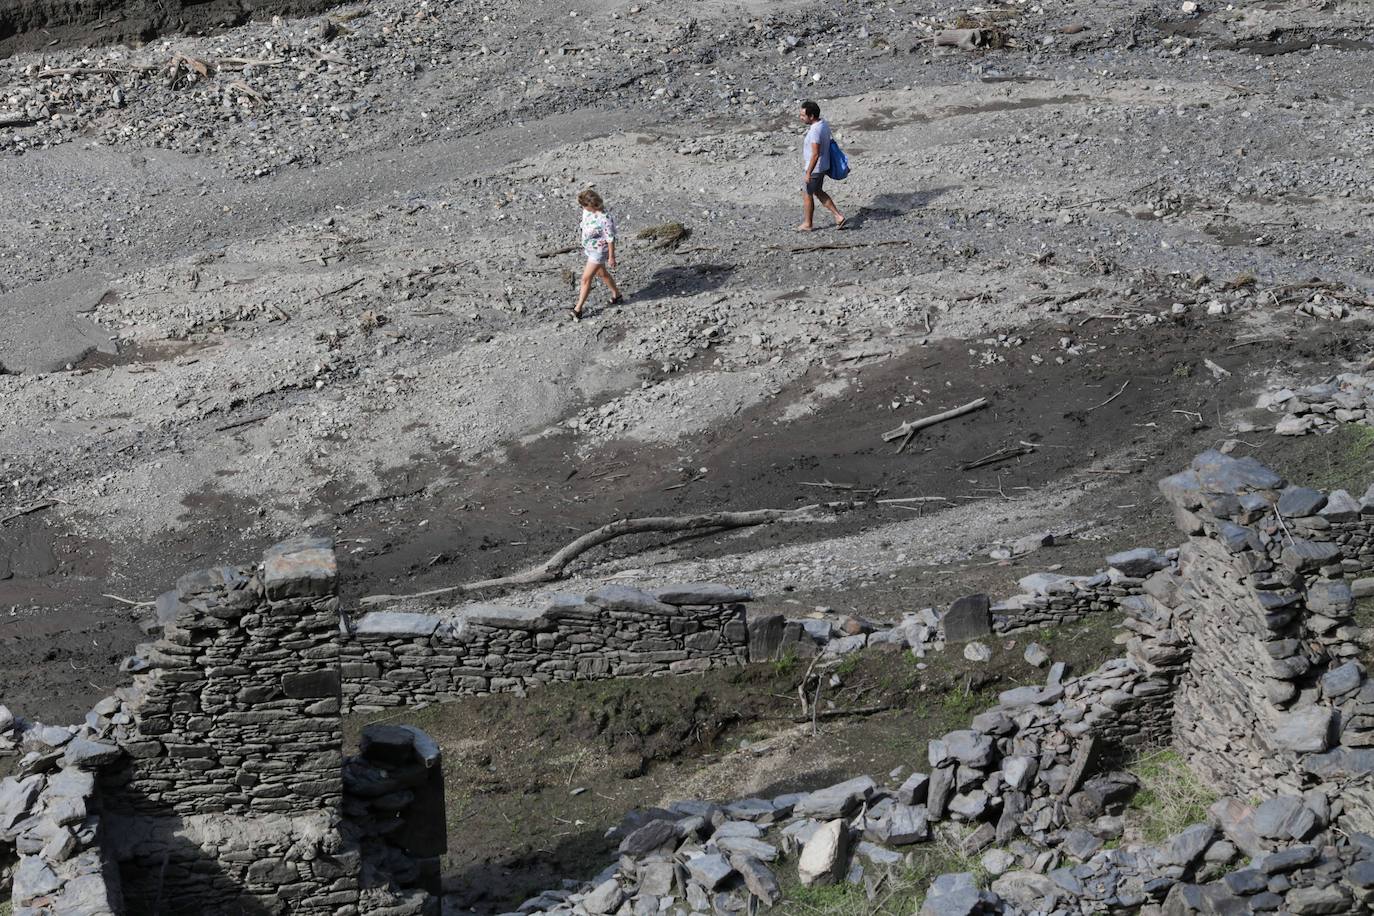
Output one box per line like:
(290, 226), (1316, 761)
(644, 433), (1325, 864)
(0, 712), (122, 916)
(1259, 374), (1374, 437)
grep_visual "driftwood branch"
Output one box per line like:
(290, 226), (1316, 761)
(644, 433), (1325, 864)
(360, 505), (829, 606)
(1, 501), (55, 525)
(882, 397), (989, 443)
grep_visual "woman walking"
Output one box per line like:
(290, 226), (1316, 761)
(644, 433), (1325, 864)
(571, 188), (623, 321)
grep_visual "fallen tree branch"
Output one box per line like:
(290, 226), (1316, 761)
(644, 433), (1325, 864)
(360, 505), (830, 605)
(1, 501), (55, 524)
(781, 240), (909, 254)
(214, 414), (270, 432)
(1084, 380), (1129, 412)
(785, 704), (896, 724)
(535, 245), (579, 259)
(882, 397), (989, 443)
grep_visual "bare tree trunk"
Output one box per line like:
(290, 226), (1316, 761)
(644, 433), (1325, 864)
(360, 505), (827, 606)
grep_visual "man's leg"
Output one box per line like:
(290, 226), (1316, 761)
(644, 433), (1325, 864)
(798, 187), (815, 230)
(815, 188), (845, 225)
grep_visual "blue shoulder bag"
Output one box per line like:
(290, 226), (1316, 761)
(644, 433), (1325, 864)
(827, 139), (851, 180)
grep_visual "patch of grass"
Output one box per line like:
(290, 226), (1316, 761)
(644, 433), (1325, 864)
(1286, 423), (1374, 493)
(0, 898), (11, 916)
(835, 653), (863, 678)
(636, 222), (690, 250)
(772, 651), (800, 678)
(1127, 749), (1218, 843)
(775, 826), (988, 915)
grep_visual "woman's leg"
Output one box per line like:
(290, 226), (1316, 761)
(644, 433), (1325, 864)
(573, 261), (598, 315)
(595, 264), (622, 299)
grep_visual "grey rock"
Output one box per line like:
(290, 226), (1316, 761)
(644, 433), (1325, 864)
(1157, 823), (1215, 869)
(1023, 643), (1051, 667)
(353, 611), (441, 636)
(1060, 828), (1101, 861)
(962, 641), (992, 662)
(868, 804), (929, 846)
(942, 594), (992, 642)
(798, 819), (850, 886)
(1271, 705), (1333, 753)
(620, 819), (678, 856)
(992, 870), (1060, 911)
(582, 878), (623, 915)
(920, 872), (984, 916)
(1251, 796), (1304, 839)
(1223, 869), (1268, 895)
(927, 765), (954, 819)
(896, 772), (929, 805)
(729, 853), (781, 905)
(686, 852), (734, 889)
(794, 776), (876, 819)
(1277, 487), (1327, 517)
(713, 820), (763, 840)
(998, 685), (1063, 707)
(1001, 756), (1037, 792)
(981, 849), (1017, 877)
(947, 791), (988, 820)
(1106, 547), (1167, 577)
(1286, 884), (1351, 914)
(716, 836), (778, 862)
(586, 585), (676, 615)
(1320, 661), (1363, 699)
(825, 634), (867, 656)
(1257, 844), (1318, 873)
(638, 861), (676, 896)
(943, 730), (995, 768)
(970, 709), (1015, 736)
(651, 583), (753, 606)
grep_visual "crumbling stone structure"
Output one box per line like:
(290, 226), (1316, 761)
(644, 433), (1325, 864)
(339, 584), (753, 713)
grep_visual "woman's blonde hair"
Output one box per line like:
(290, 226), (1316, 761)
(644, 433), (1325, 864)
(577, 188), (604, 210)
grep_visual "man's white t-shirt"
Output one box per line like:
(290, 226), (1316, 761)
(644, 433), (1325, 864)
(803, 119), (832, 174)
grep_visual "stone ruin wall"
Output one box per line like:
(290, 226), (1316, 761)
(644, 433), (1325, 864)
(96, 536), (357, 915)
(339, 584), (754, 714)
(3, 450), (1373, 914)
(1156, 451), (1374, 833)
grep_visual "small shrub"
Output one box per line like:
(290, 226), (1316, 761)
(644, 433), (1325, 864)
(771, 652), (799, 678)
(835, 653), (862, 678)
(1127, 749), (1218, 843)
(636, 222), (690, 250)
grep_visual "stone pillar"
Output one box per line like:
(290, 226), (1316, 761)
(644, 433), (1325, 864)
(99, 537), (357, 915)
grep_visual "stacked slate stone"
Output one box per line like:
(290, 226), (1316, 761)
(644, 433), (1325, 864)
(0, 718), (123, 915)
(759, 548), (1174, 665)
(339, 584), (753, 713)
(86, 537), (366, 914)
(1159, 450), (1374, 831)
(990, 547), (1174, 635)
(1160, 793), (1372, 915)
(1260, 374), (1374, 437)
(342, 725), (446, 916)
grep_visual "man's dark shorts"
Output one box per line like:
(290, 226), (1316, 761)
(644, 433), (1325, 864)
(803, 173), (825, 195)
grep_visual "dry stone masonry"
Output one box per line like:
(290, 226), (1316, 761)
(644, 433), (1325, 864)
(339, 584), (754, 713)
(2, 452), (1372, 915)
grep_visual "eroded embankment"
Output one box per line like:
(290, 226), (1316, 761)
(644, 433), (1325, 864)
(0, 0), (335, 57)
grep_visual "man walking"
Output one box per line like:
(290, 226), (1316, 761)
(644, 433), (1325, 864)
(798, 100), (845, 232)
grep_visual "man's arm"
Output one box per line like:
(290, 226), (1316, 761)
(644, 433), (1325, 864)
(805, 141), (821, 179)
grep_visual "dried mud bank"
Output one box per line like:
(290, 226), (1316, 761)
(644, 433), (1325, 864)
(2, 0), (1374, 721)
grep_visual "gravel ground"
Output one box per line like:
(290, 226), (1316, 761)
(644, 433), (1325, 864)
(1, 0), (1373, 719)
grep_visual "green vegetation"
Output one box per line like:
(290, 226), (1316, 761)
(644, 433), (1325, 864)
(771, 651), (800, 678)
(835, 653), (863, 677)
(1126, 749), (1218, 843)
(775, 827), (989, 915)
(1269, 422), (1374, 494)
(636, 222), (691, 250)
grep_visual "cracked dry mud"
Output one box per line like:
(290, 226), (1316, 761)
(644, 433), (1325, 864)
(1, 0), (1372, 728)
